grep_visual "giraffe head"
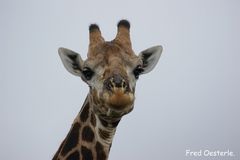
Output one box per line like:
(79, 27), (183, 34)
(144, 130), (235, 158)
(58, 20), (162, 123)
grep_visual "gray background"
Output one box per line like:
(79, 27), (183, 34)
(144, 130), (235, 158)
(0, 0), (239, 159)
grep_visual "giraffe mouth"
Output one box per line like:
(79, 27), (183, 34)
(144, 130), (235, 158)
(103, 87), (135, 111)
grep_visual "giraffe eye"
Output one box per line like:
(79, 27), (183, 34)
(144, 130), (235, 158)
(82, 67), (94, 80)
(133, 65), (144, 79)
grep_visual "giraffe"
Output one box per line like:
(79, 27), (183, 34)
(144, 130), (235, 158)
(53, 20), (163, 160)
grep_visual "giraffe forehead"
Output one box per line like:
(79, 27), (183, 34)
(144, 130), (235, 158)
(91, 41), (132, 55)
(87, 42), (138, 66)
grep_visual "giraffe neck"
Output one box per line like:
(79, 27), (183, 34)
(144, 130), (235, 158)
(53, 95), (121, 160)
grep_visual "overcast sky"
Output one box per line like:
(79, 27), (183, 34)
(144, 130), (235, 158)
(0, 0), (239, 159)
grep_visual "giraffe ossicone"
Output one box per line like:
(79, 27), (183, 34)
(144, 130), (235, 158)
(53, 19), (163, 160)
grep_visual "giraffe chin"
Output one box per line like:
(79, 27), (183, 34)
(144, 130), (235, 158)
(103, 88), (135, 112)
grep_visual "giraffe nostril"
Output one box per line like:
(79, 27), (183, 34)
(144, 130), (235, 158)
(104, 81), (114, 91)
(108, 83), (114, 90)
(122, 81), (126, 88)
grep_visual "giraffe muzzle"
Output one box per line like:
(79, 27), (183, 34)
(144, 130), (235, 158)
(102, 74), (134, 112)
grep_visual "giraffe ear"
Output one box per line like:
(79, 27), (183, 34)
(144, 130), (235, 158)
(138, 45), (163, 74)
(58, 47), (84, 76)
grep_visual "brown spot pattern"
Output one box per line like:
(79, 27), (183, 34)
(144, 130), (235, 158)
(60, 123), (81, 156)
(96, 142), (106, 160)
(66, 150), (80, 160)
(81, 146), (93, 160)
(82, 126), (95, 142)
